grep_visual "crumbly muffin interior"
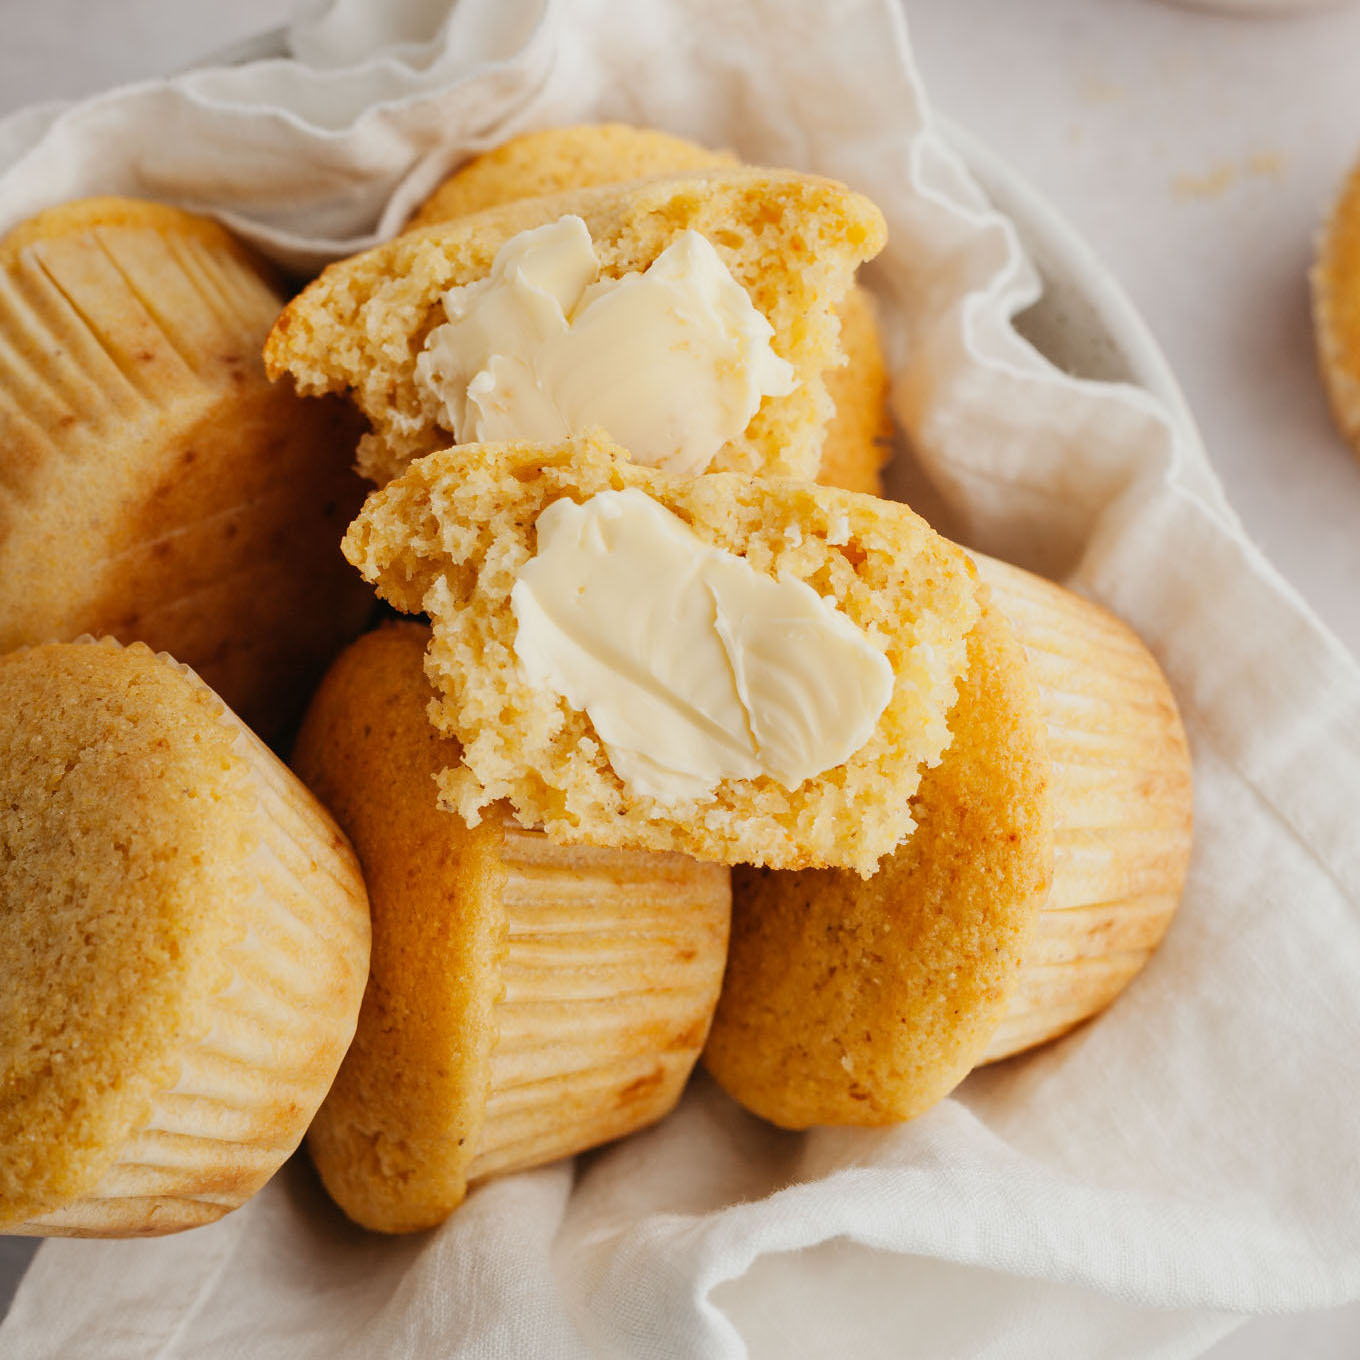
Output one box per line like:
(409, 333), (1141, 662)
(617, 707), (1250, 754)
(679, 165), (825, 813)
(342, 432), (979, 876)
(266, 168), (886, 486)
(0, 642), (248, 1224)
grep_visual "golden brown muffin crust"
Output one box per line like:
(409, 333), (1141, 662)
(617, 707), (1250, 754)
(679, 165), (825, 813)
(294, 624), (732, 1232)
(703, 598), (1053, 1127)
(1314, 155), (1360, 457)
(0, 641), (250, 1225)
(408, 124), (740, 227)
(973, 554), (1193, 1061)
(0, 197), (269, 277)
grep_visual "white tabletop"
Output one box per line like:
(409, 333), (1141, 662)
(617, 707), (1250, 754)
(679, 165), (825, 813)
(1, 2), (1357, 1355)
(911, 0), (1360, 665)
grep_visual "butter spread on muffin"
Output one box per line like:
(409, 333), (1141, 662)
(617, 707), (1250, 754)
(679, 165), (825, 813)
(416, 216), (795, 475)
(511, 487), (891, 800)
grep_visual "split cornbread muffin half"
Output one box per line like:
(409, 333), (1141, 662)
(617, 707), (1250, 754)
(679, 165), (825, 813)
(340, 432), (980, 876)
(407, 123), (894, 495)
(0, 639), (370, 1236)
(703, 557), (1192, 1127)
(264, 168), (886, 487)
(293, 623), (730, 1233)
(0, 197), (372, 741)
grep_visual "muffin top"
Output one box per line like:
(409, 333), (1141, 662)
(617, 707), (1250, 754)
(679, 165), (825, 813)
(341, 432), (978, 876)
(266, 168), (886, 486)
(0, 640), (252, 1225)
(408, 124), (892, 499)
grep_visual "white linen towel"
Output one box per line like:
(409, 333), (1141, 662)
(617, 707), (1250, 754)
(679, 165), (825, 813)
(1, 2), (1358, 1355)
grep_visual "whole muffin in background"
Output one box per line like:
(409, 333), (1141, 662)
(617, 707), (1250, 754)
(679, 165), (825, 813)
(971, 556), (1193, 1063)
(408, 123), (742, 222)
(0, 639), (370, 1237)
(0, 197), (373, 742)
(1313, 152), (1360, 461)
(293, 622), (730, 1233)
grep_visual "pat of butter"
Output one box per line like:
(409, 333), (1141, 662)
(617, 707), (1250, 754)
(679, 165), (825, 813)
(415, 215), (797, 476)
(510, 489), (893, 803)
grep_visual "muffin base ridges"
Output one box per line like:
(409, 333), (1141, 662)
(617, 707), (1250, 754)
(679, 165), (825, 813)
(975, 557), (1192, 1064)
(465, 825), (730, 1184)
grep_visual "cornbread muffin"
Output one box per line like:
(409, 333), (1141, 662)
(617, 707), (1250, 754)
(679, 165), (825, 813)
(0, 197), (372, 741)
(266, 169), (887, 486)
(407, 123), (893, 495)
(1313, 153), (1360, 457)
(0, 639), (370, 1237)
(293, 623), (730, 1233)
(703, 599), (1053, 1127)
(342, 432), (979, 876)
(703, 559), (1192, 1127)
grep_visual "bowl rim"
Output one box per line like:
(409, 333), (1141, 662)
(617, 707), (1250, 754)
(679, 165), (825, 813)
(940, 116), (1204, 455)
